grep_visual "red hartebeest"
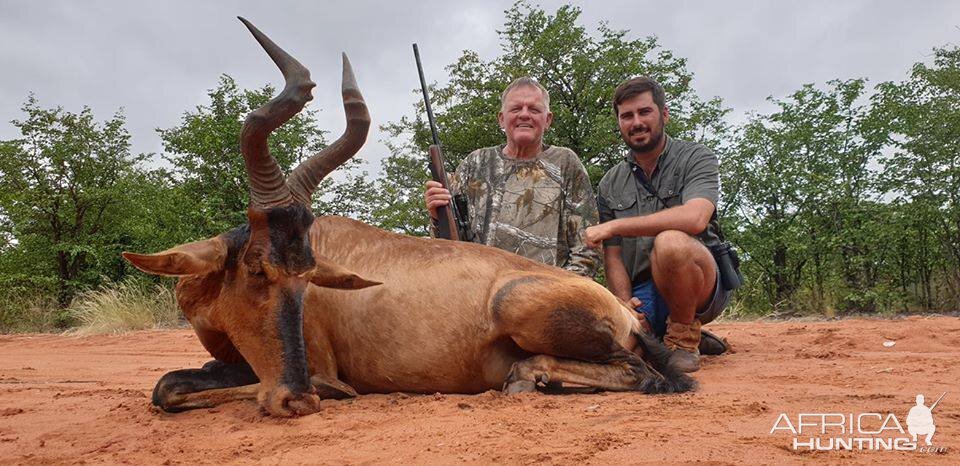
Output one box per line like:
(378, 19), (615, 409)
(123, 18), (694, 417)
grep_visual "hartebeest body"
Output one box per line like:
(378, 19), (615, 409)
(124, 18), (694, 417)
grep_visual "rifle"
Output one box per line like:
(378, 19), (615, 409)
(930, 392), (946, 411)
(413, 43), (473, 242)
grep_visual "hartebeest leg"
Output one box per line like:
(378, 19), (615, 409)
(153, 360), (260, 412)
(489, 273), (696, 395)
(155, 366), (358, 413)
(502, 349), (689, 395)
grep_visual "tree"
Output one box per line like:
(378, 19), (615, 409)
(375, 1), (729, 235)
(0, 96), (149, 305)
(873, 45), (960, 310)
(723, 79), (886, 313)
(368, 139), (436, 235)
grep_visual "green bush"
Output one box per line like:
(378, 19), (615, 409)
(0, 294), (72, 333)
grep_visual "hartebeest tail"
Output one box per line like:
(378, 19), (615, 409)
(633, 330), (697, 394)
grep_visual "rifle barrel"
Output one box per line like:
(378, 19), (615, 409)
(412, 43), (441, 147)
(930, 392), (946, 411)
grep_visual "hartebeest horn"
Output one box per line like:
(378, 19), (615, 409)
(238, 16), (316, 208)
(286, 54), (370, 205)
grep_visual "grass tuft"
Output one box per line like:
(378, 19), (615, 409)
(69, 279), (181, 335)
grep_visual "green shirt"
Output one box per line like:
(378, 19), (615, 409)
(597, 136), (721, 284)
(442, 144), (600, 277)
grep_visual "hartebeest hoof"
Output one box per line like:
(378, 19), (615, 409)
(153, 360), (259, 412)
(503, 380), (537, 394)
(259, 385), (323, 417)
(502, 361), (549, 394)
(310, 375), (358, 400)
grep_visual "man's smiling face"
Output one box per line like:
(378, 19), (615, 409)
(498, 85), (553, 151)
(617, 91), (669, 154)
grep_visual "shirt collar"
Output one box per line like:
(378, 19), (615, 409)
(499, 143), (551, 162)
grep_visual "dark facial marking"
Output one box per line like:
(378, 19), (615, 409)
(266, 204), (316, 275)
(221, 224), (252, 270)
(277, 286), (310, 393)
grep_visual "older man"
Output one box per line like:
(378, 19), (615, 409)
(423, 77), (599, 277)
(584, 77), (732, 372)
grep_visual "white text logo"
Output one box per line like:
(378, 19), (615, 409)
(770, 393), (947, 453)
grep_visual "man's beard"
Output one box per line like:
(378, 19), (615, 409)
(624, 125), (664, 153)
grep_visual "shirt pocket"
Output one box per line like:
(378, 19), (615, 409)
(659, 176), (683, 209)
(608, 194), (638, 219)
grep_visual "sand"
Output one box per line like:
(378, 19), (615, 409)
(0, 316), (957, 464)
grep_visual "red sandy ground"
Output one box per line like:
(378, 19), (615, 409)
(0, 316), (957, 465)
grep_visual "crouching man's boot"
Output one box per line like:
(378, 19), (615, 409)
(663, 317), (701, 373)
(698, 329), (729, 356)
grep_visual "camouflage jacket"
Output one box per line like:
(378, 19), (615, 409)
(436, 144), (600, 277)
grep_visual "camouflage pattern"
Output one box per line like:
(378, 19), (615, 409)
(439, 144), (600, 277)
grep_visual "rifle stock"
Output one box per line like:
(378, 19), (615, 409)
(428, 144), (459, 241)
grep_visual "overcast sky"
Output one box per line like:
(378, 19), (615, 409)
(1, 1), (958, 176)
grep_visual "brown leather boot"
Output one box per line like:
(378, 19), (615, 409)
(664, 317), (701, 373)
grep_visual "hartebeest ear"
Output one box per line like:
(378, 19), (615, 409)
(122, 237), (228, 277)
(309, 257), (381, 290)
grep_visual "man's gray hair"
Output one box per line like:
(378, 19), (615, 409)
(500, 77), (550, 111)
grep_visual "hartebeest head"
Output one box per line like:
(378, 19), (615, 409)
(122, 18), (377, 416)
